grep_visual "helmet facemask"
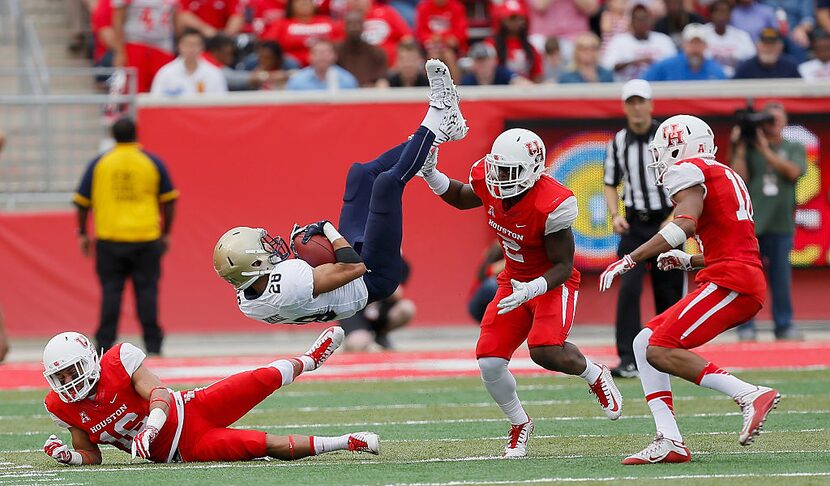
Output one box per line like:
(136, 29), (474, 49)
(237, 229), (291, 290)
(484, 153), (543, 199)
(214, 227), (292, 290)
(43, 349), (101, 403)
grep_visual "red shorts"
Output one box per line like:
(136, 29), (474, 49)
(476, 277), (579, 360)
(647, 281), (762, 349)
(125, 43), (174, 93)
(177, 367), (285, 462)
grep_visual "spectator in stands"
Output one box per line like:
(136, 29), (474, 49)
(559, 32), (614, 83)
(602, 3), (677, 81)
(799, 30), (830, 79)
(65, 0), (93, 53)
(383, 40), (429, 87)
(74, 117), (178, 355)
(0, 306), (8, 362)
(254, 41), (293, 89)
(730, 102), (805, 341)
(337, 10), (389, 86)
(703, 0), (757, 78)
(112, 0), (178, 93)
(655, 0), (705, 47)
(731, 0), (777, 40)
(819, 0), (830, 35)
(645, 23), (727, 80)
(542, 36), (565, 83)
(488, 0), (543, 82)
(346, 0), (413, 65)
(262, 0), (344, 66)
(340, 259), (415, 351)
(734, 27), (801, 78)
(527, 0), (600, 64)
(468, 242), (504, 323)
(599, 0), (631, 53)
(243, 0), (288, 35)
(91, 0), (114, 69)
(461, 42), (527, 85)
(151, 29), (229, 96)
(759, 0), (815, 60)
(415, 0), (469, 54)
(286, 39), (359, 90)
(389, 0), (419, 28)
(179, 0), (245, 38)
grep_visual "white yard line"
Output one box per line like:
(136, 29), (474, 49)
(384, 472), (830, 486)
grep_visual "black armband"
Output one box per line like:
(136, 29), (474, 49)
(334, 247), (362, 264)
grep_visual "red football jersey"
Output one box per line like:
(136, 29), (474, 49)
(44, 344), (181, 463)
(663, 158), (766, 303)
(470, 159), (581, 286)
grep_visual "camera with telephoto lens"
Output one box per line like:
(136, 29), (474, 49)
(734, 98), (774, 143)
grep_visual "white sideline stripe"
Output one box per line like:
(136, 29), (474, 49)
(2, 454), (830, 480)
(4, 393), (818, 419)
(386, 472), (830, 486)
(2, 410), (826, 436)
(681, 288), (738, 340)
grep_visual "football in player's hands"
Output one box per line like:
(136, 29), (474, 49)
(292, 229), (336, 267)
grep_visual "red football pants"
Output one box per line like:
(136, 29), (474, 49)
(647, 282), (762, 349)
(178, 367), (284, 462)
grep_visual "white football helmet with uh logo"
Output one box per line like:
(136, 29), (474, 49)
(485, 128), (547, 199)
(43, 332), (101, 403)
(213, 227), (292, 290)
(649, 115), (717, 185)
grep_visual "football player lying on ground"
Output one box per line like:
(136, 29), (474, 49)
(418, 128), (622, 458)
(42, 327), (379, 465)
(213, 59), (468, 325)
(599, 115), (780, 465)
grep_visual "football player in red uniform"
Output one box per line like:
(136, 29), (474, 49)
(599, 114), (781, 465)
(420, 128), (623, 458)
(41, 327), (379, 466)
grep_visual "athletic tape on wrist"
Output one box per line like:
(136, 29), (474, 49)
(658, 222), (688, 248)
(424, 170), (450, 195)
(146, 407), (167, 430)
(322, 223), (343, 242)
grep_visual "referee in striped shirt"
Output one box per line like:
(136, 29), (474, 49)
(603, 79), (684, 378)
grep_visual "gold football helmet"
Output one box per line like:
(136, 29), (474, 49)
(213, 227), (291, 290)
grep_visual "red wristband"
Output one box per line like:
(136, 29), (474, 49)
(674, 214), (698, 226)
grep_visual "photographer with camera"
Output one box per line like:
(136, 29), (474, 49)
(729, 101), (805, 341)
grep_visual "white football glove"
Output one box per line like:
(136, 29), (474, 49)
(417, 146), (438, 178)
(497, 278), (547, 315)
(657, 249), (694, 271)
(43, 435), (81, 465)
(599, 254), (636, 292)
(131, 425), (159, 460)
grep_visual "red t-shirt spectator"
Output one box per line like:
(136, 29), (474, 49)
(361, 4), (411, 65)
(180, 0), (243, 29)
(91, 0), (113, 63)
(241, 0), (287, 33)
(262, 15), (344, 65)
(415, 0), (468, 53)
(485, 37), (542, 80)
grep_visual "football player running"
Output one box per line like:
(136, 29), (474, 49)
(419, 128), (623, 458)
(41, 327), (380, 465)
(213, 59), (468, 325)
(599, 115), (780, 465)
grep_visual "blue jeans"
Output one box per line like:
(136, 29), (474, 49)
(468, 277), (499, 323)
(739, 234), (794, 335)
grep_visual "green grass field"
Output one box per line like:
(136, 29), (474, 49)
(1, 368), (829, 485)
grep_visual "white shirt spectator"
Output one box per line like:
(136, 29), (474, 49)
(601, 31), (677, 81)
(151, 57), (228, 96)
(702, 23), (756, 78)
(798, 59), (830, 80)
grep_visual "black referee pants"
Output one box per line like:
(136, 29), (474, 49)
(95, 240), (164, 354)
(615, 214), (685, 367)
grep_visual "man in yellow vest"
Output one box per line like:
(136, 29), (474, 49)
(74, 117), (179, 355)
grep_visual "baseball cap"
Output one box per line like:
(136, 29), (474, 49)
(621, 79), (652, 101)
(682, 23), (707, 43)
(759, 27), (782, 43)
(469, 42), (497, 60)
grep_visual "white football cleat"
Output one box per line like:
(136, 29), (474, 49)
(425, 59), (468, 144)
(347, 432), (379, 455)
(736, 386), (781, 446)
(588, 365), (623, 420)
(416, 146), (438, 178)
(502, 419), (534, 458)
(303, 326), (344, 371)
(622, 432), (691, 465)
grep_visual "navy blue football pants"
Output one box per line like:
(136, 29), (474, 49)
(338, 126), (435, 302)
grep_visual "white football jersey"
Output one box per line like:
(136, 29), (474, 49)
(237, 259), (368, 324)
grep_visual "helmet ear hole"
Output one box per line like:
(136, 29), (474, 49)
(251, 260), (262, 267)
(671, 148), (680, 158)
